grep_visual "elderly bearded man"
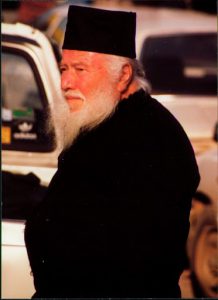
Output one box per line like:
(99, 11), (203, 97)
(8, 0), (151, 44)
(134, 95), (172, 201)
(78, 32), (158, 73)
(25, 5), (200, 298)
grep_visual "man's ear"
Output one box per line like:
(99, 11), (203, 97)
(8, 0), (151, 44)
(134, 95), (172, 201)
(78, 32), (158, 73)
(117, 63), (133, 93)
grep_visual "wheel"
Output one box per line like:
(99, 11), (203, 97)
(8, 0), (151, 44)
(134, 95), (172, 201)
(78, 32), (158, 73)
(189, 206), (218, 298)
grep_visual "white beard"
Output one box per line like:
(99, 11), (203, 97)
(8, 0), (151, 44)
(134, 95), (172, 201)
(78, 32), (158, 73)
(48, 87), (119, 152)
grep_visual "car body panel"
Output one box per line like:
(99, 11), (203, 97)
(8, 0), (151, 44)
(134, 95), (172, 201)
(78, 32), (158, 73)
(2, 221), (35, 298)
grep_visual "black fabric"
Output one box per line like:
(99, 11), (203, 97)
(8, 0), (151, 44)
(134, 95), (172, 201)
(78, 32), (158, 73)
(25, 89), (200, 298)
(62, 5), (136, 58)
(2, 171), (47, 220)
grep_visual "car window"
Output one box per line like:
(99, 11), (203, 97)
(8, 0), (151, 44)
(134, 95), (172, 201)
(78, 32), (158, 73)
(2, 49), (55, 152)
(140, 33), (216, 95)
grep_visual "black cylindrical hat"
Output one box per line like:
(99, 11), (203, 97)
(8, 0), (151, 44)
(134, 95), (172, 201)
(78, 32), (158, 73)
(62, 5), (136, 58)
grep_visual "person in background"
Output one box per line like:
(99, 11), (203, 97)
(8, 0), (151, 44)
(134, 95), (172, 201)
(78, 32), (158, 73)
(25, 5), (200, 298)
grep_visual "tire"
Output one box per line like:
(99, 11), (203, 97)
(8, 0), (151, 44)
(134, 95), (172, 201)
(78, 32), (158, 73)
(189, 206), (218, 298)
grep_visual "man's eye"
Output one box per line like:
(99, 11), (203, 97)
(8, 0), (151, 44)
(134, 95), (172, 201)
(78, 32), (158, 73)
(76, 67), (85, 72)
(60, 68), (66, 74)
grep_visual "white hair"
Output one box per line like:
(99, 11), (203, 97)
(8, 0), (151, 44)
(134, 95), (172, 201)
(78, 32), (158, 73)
(104, 54), (151, 92)
(47, 53), (150, 152)
(47, 60), (119, 151)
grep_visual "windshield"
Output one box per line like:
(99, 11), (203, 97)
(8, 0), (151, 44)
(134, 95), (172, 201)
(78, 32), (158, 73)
(140, 33), (216, 95)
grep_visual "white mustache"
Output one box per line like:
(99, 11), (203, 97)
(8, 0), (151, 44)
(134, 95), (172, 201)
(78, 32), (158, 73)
(64, 90), (85, 101)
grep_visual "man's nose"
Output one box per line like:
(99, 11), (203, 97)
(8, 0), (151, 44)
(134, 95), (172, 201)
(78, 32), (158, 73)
(61, 72), (76, 91)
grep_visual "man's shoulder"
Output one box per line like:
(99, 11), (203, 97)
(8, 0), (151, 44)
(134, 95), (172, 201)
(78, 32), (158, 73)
(121, 89), (186, 135)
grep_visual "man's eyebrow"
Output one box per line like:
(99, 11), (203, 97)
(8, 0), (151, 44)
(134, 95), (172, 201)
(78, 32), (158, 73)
(59, 62), (89, 68)
(59, 62), (66, 68)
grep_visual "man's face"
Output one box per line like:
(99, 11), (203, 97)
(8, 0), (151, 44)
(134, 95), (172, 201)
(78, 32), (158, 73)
(60, 50), (119, 112)
(53, 50), (120, 150)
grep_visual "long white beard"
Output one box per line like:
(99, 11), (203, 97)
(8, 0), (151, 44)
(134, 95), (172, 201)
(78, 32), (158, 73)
(48, 87), (119, 152)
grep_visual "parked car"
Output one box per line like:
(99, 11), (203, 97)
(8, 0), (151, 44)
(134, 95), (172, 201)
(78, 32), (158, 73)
(2, 22), (63, 298)
(34, 4), (217, 155)
(186, 125), (218, 298)
(136, 8), (217, 155)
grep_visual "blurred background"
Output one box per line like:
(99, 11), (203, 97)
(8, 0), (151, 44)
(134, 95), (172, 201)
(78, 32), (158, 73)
(2, 0), (217, 299)
(2, 0), (217, 24)
(2, 0), (217, 23)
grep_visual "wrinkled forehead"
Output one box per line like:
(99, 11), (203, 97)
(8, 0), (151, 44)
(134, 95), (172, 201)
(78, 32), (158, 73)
(61, 49), (108, 67)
